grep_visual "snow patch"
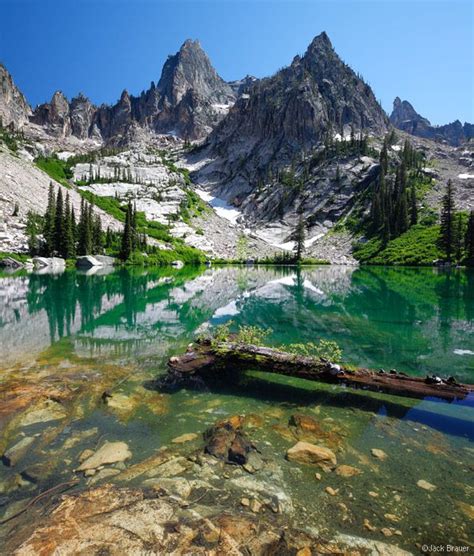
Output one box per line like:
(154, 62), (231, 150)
(453, 349), (474, 356)
(458, 173), (474, 180)
(195, 188), (241, 225)
(391, 145), (402, 152)
(57, 151), (75, 160)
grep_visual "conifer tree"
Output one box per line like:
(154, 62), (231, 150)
(438, 180), (456, 261)
(410, 181), (418, 226)
(92, 214), (103, 253)
(379, 140), (388, 175)
(454, 212), (464, 263)
(54, 188), (64, 255)
(294, 214), (306, 262)
(43, 182), (56, 256)
(63, 193), (76, 259)
(382, 215), (391, 247)
(120, 202), (133, 261)
(26, 211), (40, 255)
(78, 198), (92, 255)
(465, 211), (474, 266)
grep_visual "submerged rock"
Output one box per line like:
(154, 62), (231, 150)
(286, 441), (337, 471)
(335, 464), (361, 478)
(18, 399), (67, 427)
(2, 436), (35, 466)
(371, 448), (388, 460)
(171, 433), (198, 444)
(204, 416), (260, 467)
(77, 441), (132, 472)
(416, 479), (436, 492)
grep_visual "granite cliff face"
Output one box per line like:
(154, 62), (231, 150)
(29, 40), (236, 143)
(0, 64), (31, 129)
(198, 32), (388, 184)
(390, 97), (473, 146)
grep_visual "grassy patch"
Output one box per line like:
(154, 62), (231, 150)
(354, 225), (443, 265)
(35, 155), (73, 187)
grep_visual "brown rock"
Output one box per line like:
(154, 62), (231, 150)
(286, 442), (337, 470)
(335, 465), (361, 478)
(371, 448), (387, 460)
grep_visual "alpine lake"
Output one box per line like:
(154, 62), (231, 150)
(0, 264), (473, 552)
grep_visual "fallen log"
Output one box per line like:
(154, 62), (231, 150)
(167, 341), (474, 402)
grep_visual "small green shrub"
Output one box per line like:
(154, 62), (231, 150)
(235, 325), (272, 345)
(285, 340), (343, 362)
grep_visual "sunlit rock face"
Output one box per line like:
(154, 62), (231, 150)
(0, 63), (31, 130)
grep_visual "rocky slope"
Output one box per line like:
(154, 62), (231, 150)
(390, 97), (473, 146)
(0, 145), (122, 253)
(0, 63), (31, 129)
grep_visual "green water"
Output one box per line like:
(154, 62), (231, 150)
(0, 265), (473, 549)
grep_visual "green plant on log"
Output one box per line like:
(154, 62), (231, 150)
(285, 340), (342, 362)
(235, 325), (272, 345)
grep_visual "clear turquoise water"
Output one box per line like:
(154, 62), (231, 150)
(0, 265), (473, 549)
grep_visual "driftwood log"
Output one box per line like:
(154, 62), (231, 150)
(167, 340), (474, 402)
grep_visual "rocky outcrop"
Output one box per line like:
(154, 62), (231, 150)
(390, 97), (473, 146)
(31, 91), (72, 137)
(70, 93), (96, 139)
(0, 63), (31, 129)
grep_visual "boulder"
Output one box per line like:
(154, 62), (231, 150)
(0, 256), (23, 269)
(76, 255), (115, 269)
(204, 416), (258, 466)
(32, 257), (65, 270)
(2, 436), (35, 466)
(286, 441), (337, 470)
(77, 441), (132, 472)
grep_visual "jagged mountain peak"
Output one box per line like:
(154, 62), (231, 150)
(157, 38), (234, 106)
(306, 31), (334, 53)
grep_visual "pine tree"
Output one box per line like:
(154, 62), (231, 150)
(43, 182), (56, 256)
(465, 211), (474, 266)
(379, 140), (388, 175)
(410, 181), (418, 226)
(63, 193), (75, 259)
(439, 180), (456, 261)
(26, 211), (40, 255)
(78, 198), (92, 255)
(382, 215), (391, 247)
(131, 202), (138, 250)
(294, 215), (306, 262)
(120, 202), (133, 261)
(454, 212), (464, 263)
(54, 188), (64, 255)
(92, 214), (103, 253)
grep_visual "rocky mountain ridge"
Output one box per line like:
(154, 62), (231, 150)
(7, 39), (238, 144)
(390, 97), (473, 147)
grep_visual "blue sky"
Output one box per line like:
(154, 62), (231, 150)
(1, 0), (472, 125)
